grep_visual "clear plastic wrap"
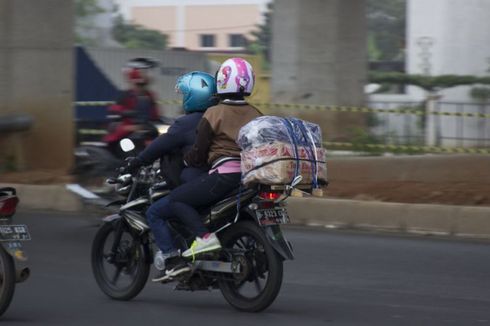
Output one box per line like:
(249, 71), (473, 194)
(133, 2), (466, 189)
(237, 116), (323, 151)
(238, 116), (327, 186)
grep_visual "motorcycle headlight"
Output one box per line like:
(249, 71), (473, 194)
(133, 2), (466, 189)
(156, 124), (170, 134)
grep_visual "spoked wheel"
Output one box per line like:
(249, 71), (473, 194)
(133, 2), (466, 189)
(218, 221), (283, 312)
(91, 221), (150, 300)
(0, 246), (15, 316)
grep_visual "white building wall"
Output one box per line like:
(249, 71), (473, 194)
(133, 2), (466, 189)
(370, 0), (490, 147)
(406, 0), (490, 102)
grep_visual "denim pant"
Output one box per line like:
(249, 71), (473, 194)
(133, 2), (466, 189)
(146, 172), (241, 253)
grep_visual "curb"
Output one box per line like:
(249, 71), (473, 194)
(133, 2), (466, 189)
(3, 183), (490, 239)
(287, 197), (490, 239)
(1, 184), (83, 212)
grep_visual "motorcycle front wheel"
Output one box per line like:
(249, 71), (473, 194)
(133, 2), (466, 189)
(91, 221), (150, 301)
(0, 246), (16, 316)
(218, 220), (283, 312)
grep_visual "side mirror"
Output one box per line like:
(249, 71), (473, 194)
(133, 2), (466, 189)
(120, 138), (135, 152)
(291, 175), (303, 188)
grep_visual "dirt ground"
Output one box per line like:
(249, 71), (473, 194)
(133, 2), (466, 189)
(324, 180), (490, 206)
(1, 155), (489, 207)
(323, 155), (490, 207)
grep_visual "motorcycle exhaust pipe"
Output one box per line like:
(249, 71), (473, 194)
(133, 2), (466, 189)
(16, 267), (30, 283)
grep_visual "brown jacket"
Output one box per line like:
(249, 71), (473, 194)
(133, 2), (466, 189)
(184, 102), (262, 168)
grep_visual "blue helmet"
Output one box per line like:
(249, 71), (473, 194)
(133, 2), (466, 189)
(175, 71), (218, 113)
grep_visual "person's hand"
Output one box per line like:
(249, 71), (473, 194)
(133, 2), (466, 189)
(120, 157), (143, 175)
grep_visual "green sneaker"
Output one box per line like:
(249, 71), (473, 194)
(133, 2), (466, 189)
(182, 233), (222, 259)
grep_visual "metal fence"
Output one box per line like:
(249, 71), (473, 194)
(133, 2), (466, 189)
(368, 100), (490, 148)
(75, 99), (490, 154)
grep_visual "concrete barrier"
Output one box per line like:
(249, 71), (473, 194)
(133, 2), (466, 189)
(287, 197), (490, 238)
(1, 184), (82, 212)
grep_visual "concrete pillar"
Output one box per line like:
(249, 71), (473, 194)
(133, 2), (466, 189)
(0, 0), (74, 171)
(271, 0), (367, 141)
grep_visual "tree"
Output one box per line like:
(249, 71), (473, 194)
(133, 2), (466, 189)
(366, 0), (406, 61)
(112, 15), (167, 50)
(75, 0), (106, 45)
(369, 72), (490, 92)
(248, 2), (273, 65)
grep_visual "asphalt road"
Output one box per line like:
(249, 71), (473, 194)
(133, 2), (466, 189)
(2, 210), (490, 325)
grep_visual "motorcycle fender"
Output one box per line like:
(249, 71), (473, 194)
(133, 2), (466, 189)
(2, 241), (28, 262)
(102, 213), (121, 223)
(263, 225), (294, 261)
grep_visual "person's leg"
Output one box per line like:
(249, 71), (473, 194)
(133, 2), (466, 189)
(145, 196), (175, 254)
(168, 172), (241, 256)
(169, 173), (240, 232)
(146, 196), (191, 282)
(180, 167), (207, 184)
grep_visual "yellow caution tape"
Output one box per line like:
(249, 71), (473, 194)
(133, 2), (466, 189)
(251, 102), (490, 119)
(78, 129), (108, 135)
(75, 99), (182, 106)
(74, 100), (490, 119)
(324, 142), (490, 155)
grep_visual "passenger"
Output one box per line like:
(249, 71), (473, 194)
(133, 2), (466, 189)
(152, 57), (262, 282)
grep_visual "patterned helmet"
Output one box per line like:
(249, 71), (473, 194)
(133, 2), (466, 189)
(216, 58), (255, 96)
(175, 71), (218, 113)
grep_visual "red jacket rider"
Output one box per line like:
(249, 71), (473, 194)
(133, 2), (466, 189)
(104, 58), (160, 144)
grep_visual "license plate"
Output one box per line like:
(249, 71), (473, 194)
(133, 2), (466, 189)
(0, 225), (31, 241)
(256, 209), (290, 226)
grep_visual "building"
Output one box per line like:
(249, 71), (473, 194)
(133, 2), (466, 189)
(115, 0), (270, 51)
(369, 0), (490, 147)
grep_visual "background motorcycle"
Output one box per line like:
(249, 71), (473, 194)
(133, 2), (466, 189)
(73, 116), (171, 194)
(0, 188), (30, 316)
(91, 164), (301, 312)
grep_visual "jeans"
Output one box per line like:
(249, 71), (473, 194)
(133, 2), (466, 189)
(146, 172), (241, 253)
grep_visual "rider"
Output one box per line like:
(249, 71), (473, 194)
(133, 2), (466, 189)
(152, 58), (262, 282)
(103, 58), (160, 155)
(121, 71), (218, 281)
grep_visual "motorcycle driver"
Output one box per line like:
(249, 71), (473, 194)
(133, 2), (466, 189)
(103, 57), (161, 155)
(151, 58), (262, 282)
(121, 71), (219, 281)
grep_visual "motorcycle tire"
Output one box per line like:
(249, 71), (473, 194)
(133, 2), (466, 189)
(218, 220), (283, 312)
(0, 246), (16, 316)
(91, 221), (150, 301)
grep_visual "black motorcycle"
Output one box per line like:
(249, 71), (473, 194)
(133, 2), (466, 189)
(91, 166), (300, 312)
(0, 188), (30, 316)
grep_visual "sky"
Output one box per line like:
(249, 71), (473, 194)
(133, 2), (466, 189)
(113, 0), (271, 18)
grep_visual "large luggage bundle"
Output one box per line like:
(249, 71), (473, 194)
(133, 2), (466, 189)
(237, 116), (327, 187)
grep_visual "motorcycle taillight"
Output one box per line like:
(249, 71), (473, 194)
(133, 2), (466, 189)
(0, 196), (19, 216)
(258, 192), (282, 201)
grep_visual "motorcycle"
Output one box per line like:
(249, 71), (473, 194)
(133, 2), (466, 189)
(73, 117), (171, 195)
(90, 165), (300, 312)
(0, 188), (30, 316)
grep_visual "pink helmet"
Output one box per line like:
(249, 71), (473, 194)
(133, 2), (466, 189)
(216, 58), (255, 96)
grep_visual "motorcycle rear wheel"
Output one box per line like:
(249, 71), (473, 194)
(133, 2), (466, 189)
(218, 220), (283, 312)
(0, 246), (16, 316)
(91, 221), (150, 301)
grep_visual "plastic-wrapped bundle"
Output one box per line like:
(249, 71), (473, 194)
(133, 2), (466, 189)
(237, 116), (322, 151)
(238, 116), (327, 186)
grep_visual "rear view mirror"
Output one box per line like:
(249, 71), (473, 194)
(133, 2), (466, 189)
(291, 175), (303, 188)
(120, 138), (135, 152)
